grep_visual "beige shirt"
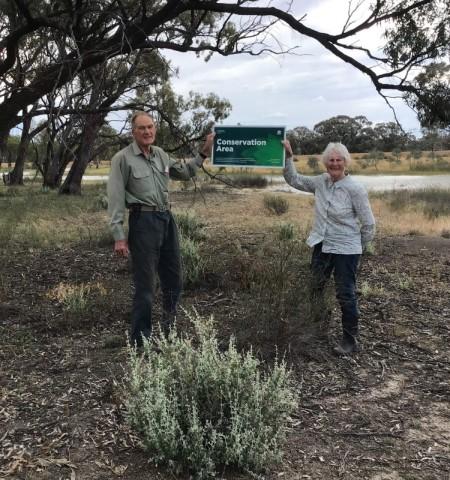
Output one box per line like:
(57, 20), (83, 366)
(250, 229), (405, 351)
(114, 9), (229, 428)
(107, 141), (202, 241)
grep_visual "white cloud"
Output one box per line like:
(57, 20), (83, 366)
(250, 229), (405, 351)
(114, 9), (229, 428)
(164, 1), (421, 135)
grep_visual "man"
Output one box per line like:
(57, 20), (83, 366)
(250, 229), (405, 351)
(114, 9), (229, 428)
(107, 111), (214, 347)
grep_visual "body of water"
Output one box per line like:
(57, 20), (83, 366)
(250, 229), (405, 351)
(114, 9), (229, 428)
(267, 174), (450, 193)
(21, 171), (450, 192)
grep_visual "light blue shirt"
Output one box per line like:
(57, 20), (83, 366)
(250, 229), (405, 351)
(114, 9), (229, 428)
(284, 158), (375, 254)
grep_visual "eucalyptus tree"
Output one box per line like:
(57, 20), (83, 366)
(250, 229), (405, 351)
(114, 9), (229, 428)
(0, 0), (449, 140)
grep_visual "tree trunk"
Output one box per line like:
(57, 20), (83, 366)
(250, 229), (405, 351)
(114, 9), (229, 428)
(0, 129), (11, 169)
(59, 113), (105, 195)
(8, 114), (33, 185)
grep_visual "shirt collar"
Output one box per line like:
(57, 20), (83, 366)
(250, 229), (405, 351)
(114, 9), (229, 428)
(131, 140), (152, 158)
(326, 173), (350, 188)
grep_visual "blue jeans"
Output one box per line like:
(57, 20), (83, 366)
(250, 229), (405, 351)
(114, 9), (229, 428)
(311, 243), (360, 338)
(128, 210), (182, 346)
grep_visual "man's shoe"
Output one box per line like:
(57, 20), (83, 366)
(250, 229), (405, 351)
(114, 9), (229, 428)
(333, 335), (359, 355)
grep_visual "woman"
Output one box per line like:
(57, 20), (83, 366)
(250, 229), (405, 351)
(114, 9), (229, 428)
(282, 140), (375, 354)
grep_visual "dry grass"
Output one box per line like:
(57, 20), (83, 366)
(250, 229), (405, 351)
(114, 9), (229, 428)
(292, 150), (450, 174)
(370, 197), (450, 237)
(1, 183), (449, 250)
(174, 190), (450, 240)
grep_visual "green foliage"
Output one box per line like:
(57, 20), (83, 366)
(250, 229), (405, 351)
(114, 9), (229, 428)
(360, 281), (385, 299)
(48, 282), (107, 314)
(263, 194), (289, 215)
(125, 311), (297, 479)
(277, 222), (296, 241)
(174, 211), (206, 242)
(174, 211), (206, 287)
(235, 230), (331, 357)
(179, 234), (205, 287)
(307, 156), (320, 172)
(232, 174), (268, 188)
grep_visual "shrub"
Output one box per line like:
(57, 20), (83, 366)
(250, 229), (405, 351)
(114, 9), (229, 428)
(47, 281), (107, 313)
(174, 211), (206, 242)
(277, 222), (296, 241)
(263, 194), (289, 215)
(360, 281), (385, 298)
(179, 234), (205, 286)
(236, 231), (332, 357)
(232, 174), (268, 188)
(307, 156), (320, 172)
(125, 311), (297, 479)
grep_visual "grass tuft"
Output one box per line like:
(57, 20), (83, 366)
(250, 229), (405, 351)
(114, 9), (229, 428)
(263, 194), (289, 215)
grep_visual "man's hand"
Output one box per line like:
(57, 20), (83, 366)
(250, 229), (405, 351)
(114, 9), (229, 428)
(200, 132), (215, 158)
(114, 239), (129, 257)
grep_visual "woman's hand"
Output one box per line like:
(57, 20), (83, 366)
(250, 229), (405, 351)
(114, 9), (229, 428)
(282, 140), (293, 157)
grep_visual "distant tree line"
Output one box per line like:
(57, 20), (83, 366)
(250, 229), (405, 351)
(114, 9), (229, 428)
(1, 1), (448, 193)
(286, 115), (450, 155)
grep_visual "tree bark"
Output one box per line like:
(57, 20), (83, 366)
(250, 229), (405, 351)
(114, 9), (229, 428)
(59, 113), (105, 195)
(8, 114), (33, 185)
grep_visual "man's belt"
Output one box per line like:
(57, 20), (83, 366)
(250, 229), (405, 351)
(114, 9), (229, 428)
(129, 204), (169, 212)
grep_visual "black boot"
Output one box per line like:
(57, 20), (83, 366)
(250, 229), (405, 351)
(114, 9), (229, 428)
(333, 332), (359, 355)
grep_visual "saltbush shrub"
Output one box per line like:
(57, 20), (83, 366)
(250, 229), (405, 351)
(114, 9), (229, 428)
(125, 311), (297, 479)
(263, 194), (289, 215)
(173, 212), (206, 286)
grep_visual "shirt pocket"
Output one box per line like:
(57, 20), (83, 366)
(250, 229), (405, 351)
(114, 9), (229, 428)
(152, 159), (170, 191)
(130, 165), (151, 194)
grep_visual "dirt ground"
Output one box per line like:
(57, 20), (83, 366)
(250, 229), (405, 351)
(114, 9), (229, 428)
(1, 191), (449, 480)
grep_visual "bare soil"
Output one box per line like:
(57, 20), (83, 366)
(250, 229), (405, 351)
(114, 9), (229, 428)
(1, 191), (449, 480)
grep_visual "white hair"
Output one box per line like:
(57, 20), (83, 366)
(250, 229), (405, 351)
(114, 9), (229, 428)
(321, 142), (352, 166)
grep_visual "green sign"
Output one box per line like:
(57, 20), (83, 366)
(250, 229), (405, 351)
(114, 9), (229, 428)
(212, 125), (286, 168)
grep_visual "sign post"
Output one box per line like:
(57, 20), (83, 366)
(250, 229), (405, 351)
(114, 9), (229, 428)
(212, 125), (285, 168)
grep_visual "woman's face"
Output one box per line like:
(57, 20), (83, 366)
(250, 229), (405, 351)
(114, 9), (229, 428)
(326, 152), (346, 181)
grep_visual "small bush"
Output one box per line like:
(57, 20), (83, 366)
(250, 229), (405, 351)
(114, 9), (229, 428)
(232, 174), (268, 188)
(277, 222), (296, 241)
(47, 281), (107, 313)
(307, 156), (320, 172)
(125, 311), (297, 479)
(360, 281), (385, 298)
(180, 234), (205, 286)
(174, 211), (206, 242)
(263, 194), (289, 215)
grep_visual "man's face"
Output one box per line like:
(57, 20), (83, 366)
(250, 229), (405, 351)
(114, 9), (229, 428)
(132, 115), (156, 150)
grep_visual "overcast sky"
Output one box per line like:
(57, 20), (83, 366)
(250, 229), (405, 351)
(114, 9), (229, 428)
(164, 0), (422, 136)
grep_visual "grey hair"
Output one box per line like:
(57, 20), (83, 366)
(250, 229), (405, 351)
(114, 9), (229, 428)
(321, 142), (352, 166)
(130, 111), (154, 129)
